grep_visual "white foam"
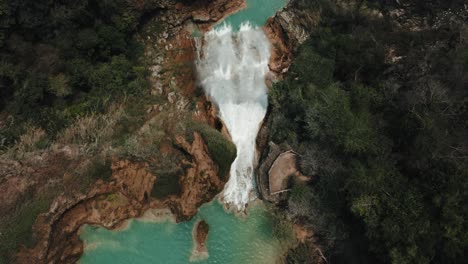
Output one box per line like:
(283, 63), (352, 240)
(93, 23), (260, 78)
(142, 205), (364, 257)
(196, 23), (270, 210)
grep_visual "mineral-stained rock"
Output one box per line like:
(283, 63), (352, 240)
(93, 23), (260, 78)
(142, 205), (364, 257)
(172, 132), (224, 220)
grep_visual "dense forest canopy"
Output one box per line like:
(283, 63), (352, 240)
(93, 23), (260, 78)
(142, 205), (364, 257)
(270, 0), (467, 263)
(0, 0), (162, 148)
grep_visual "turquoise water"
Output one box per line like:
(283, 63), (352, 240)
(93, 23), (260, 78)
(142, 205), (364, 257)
(80, 1), (289, 263)
(80, 201), (284, 264)
(214, 0), (287, 30)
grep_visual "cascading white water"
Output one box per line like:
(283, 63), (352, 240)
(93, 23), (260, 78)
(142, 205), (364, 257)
(196, 23), (270, 210)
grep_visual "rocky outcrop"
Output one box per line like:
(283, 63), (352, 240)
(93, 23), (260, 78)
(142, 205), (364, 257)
(190, 0), (246, 27)
(190, 220), (210, 262)
(193, 220), (210, 253)
(112, 160), (156, 202)
(16, 159), (156, 263)
(264, 0), (319, 74)
(172, 132), (224, 220)
(16, 137), (225, 263)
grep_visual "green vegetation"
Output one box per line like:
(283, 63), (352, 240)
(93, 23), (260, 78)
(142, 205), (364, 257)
(0, 195), (53, 263)
(0, 0), (159, 149)
(270, 1), (467, 263)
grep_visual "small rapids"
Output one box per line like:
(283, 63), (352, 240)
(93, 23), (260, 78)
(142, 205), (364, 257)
(196, 23), (271, 210)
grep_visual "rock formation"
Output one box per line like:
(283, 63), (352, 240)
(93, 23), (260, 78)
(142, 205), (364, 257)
(191, 220), (209, 260)
(170, 133), (224, 220)
(264, 0), (320, 75)
(15, 135), (224, 263)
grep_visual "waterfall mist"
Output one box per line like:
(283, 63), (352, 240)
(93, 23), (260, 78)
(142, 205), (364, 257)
(196, 23), (270, 210)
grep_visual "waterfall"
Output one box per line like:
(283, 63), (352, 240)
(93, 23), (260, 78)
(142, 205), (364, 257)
(196, 23), (270, 210)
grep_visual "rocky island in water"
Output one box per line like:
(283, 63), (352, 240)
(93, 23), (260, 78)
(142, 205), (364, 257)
(0, 0), (466, 263)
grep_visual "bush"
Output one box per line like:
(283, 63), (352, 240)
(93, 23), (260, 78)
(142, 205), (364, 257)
(56, 104), (126, 149)
(48, 73), (71, 97)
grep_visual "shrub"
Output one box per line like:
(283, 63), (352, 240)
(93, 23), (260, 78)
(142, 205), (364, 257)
(55, 104), (126, 149)
(48, 73), (71, 97)
(270, 207), (294, 243)
(5, 125), (48, 158)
